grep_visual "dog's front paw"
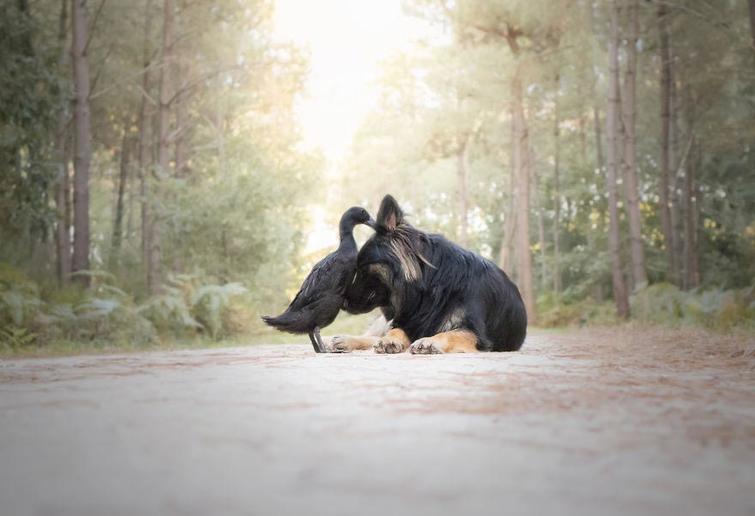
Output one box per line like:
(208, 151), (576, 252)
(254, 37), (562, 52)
(409, 338), (443, 354)
(374, 336), (405, 354)
(326, 335), (351, 353)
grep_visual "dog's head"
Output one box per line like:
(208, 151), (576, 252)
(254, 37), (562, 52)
(343, 195), (433, 317)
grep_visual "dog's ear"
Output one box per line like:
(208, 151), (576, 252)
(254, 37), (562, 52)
(376, 194), (404, 232)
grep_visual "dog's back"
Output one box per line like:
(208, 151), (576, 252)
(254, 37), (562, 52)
(391, 233), (526, 351)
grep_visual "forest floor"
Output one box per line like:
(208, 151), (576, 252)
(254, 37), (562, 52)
(1, 328), (754, 516)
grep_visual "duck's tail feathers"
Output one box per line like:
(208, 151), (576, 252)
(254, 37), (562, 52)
(261, 311), (306, 333)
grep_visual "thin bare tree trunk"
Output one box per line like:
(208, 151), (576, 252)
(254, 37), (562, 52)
(748, 0), (755, 53)
(126, 156), (135, 241)
(607, 0), (630, 317)
(70, 0), (92, 287)
(137, 0), (154, 287)
(690, 143), (701, 287)
(499, 106), (517, 276)
(593, 107), (605, 174)
(54, 149), (72, 284)
(512, 69), (536, 322)
(669, 70), (683, 280)
(148, 0), (174, 294)
(54, 0), (71, 285)
(682, 137), (698, 290)
(110, 133), (130, 269)
(456, 138), (469, 247)
(533, 147), (547, 289)
(658, 3), (676, 284)
(620, 0), (648, 290)
(552, 74), (562, 294)
(681, 77), (700, 290)
(173, 7), (188, 179)
(174, 90), (185, 178)
(682, 61), (701, 290)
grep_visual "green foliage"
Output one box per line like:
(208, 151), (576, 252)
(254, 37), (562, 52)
(0, 264), (41, 326)
(192, 282), (248, 339)
(0, 262), (253, 353)
(138, 274), (248, 340)
(537, 292), (619, 328)
(631, 284), (755, 330)
(0, 325), (37, 351)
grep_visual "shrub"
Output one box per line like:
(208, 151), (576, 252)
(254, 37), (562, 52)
(139, 274), (248, 340)
(631, 284), (754, 330)
(537, 292), (619, 327)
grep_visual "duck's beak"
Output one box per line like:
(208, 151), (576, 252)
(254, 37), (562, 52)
(366, 218), (378, 230)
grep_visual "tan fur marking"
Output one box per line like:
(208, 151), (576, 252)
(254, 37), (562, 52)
(374, 327), (411, 354)
(409, 330), (479, 354)
(325, 315), (391, 352)
(326, 335), (381, 352)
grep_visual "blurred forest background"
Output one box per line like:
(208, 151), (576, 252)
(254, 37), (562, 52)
(1, 0), (753, 354)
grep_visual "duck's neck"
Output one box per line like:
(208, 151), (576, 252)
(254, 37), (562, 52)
(339, 220), (357, 249)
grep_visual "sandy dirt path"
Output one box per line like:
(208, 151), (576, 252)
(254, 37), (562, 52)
(1, 328), (754, 516)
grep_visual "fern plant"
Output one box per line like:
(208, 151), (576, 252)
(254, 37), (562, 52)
(0, 326), (36, 350)
(191, 282), (247, 339)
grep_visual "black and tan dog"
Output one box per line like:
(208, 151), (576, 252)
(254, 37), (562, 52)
(326, 195), (527, 354)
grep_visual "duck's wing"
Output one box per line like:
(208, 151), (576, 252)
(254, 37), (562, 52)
(288, 251), (348, 309)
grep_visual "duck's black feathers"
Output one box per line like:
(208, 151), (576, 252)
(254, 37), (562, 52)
(261, 249), (356, 334)
(262, 206), (376, 349)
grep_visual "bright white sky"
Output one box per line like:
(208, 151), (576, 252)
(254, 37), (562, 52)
(271, 0), (441, 251)
(272, 0), (427, 163)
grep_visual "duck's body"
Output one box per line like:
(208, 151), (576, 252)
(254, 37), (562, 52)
(262, 207), (375, 352)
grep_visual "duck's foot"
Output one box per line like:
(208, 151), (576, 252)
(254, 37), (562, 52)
(309, 329), (324, 353)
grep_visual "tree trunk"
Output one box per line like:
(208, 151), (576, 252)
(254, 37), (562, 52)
(54, 0), (71, 285)
(552, 75), (562, 294)
(658, 3), (676, 284)
(533, 147), (547, 290)
(110, 133), (130, 269)
(173, 51), (191, 179)
(681, 76), (700, 290)
(174, 89), (186, 178)
(682, 136), (699, 290)
(592, 107), (605, 175)
(512, 70), (536, 322)
(620, 0), (648, 290)
(748, 0), (755, 54)
(126, 154), (135, 241)
(499, 106), (517, 276)
(173, 12), (186, 180)
(690, 143), (701, 287)
(456, 137), (469, 247)
(70, 0), (92, 287)
(607, 0), (630, 317)
(136, 0), (154, 287)
(148, 0), (174, 294)
(54, 151), (72, 285)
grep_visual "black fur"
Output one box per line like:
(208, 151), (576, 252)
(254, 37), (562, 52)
(344, 195), (526, 351)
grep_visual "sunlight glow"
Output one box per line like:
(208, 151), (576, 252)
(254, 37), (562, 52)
(272, 0), (440, 252)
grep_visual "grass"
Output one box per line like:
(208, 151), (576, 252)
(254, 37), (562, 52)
(2, 308), (752, 360)
(0, 311), (379, 359)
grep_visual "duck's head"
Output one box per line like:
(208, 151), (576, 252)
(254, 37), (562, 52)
(340, 206), (378, 234)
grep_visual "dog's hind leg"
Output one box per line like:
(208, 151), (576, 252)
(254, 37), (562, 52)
(409, 330), (479, 354)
